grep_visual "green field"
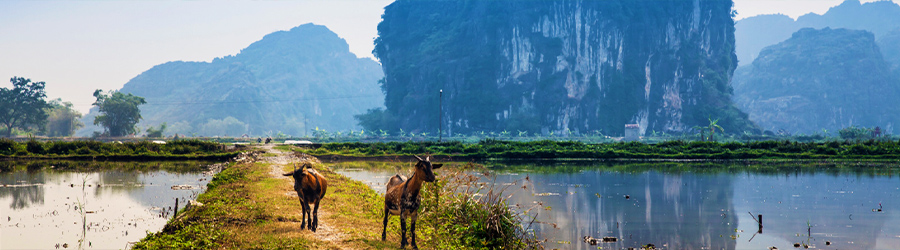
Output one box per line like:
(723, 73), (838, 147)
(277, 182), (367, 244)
(292, 139), (900, 160)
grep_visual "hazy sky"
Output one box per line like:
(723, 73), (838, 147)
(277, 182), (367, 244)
(0, 0), (895, 114)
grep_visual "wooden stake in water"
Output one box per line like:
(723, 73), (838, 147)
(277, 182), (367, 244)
(173, 198), (179, 219)
(749, 212), (763, 233)
(757, 214), (763, 233)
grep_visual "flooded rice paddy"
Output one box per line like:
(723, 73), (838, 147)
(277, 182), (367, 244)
(0, 160), (216, 249)
(331, 160), (900, 250)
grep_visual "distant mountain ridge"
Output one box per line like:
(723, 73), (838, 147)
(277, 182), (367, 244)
(733, 28), (900, 134)
(77, 23), (383, 137)
(735, 0), (900, 65)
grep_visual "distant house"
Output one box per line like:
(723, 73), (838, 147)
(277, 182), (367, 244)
(624, 124), (640, 141)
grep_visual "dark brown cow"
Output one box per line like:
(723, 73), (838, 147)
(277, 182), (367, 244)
(283, 163), (328, 232)
(381, 156), (443, 249)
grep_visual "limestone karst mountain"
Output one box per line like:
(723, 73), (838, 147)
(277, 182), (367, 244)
(733, 28), (900, 134)
(367, 0), (754, 136)
(77, 24), (384, 137)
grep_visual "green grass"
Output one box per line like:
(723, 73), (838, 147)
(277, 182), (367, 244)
(0, 159), (214, 173)
(133, 162), (245, 249)
(291, 139), (900, 160)
(0, 138), (238, 160)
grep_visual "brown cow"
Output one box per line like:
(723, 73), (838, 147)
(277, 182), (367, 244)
(381, 155), (443, 249)
(283, 163), (328, 232)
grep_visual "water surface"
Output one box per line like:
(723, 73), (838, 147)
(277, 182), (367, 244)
(330, 160), (900, 250)
(0, 160), (215, 249)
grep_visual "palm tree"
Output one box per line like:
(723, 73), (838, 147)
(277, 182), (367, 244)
(706, 118), (725, 141)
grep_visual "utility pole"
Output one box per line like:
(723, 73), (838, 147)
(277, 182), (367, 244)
(439, 89), (443, 142)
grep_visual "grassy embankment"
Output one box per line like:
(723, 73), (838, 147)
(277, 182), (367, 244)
(134, 152), (537, 249)
(0, 159), (214, 173)
(0, 139), (238, 160)
(293, 139), (900, 160)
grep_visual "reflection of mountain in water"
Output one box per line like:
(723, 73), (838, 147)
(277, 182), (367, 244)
(499, 170), (737, 250)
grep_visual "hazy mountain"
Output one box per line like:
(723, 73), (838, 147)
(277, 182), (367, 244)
(369, 0), (754, 136)
(735, 0), (900, 66)
(77, 24), (384, 137)
(733, 28), (900, 134)
(879, 28), (900, 79)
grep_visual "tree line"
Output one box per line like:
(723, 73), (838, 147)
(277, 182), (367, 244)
(0, 76), (148, 138)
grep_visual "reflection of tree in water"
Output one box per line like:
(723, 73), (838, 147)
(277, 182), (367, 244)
(0, 160), (207, 210)
(498, 168), (737, 250)
(0, 170), (46, 210)
(94, 170), (142, 196)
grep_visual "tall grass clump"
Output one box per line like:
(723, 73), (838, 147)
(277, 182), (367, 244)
(420, 165), (541, 249)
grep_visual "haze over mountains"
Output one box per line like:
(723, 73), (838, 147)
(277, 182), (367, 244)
(72, 0), (900, 138)
(734, 0), (900, 134)
(735, 0), (900, 66)
(77, 24), (383, 137)
(733, 28), (900, 134)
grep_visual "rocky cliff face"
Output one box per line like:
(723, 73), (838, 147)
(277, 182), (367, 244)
(78, 24), (383, 137)
(879, 29), (900, 80)
(374, 0), (753, 136)
(733, 28), (900, 134)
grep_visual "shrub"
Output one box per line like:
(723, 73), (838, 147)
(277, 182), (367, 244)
(840, 126), (874, 140)
(75, 146), (95, 155)
(25, 140), (44, 154)
(0, 138), (17, 155)
(422, 168), (540, 249)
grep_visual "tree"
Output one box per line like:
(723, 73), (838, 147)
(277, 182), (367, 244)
(44, 99), (84, 137)
(705, 118), (725, 141)
(145, 123), (167, 138)
(354, 108), (398, 133)
(92, 89), (146, 137)
(0, 77), (50, 137)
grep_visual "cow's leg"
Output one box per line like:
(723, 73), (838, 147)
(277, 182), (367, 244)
(312, 199), (321, 232)
(301, 201), (310, 230)
(298, 198), (307, 230)
(381, 206), (390, 241)
(400, 209), (407, 248)
(410, 211), (419, 249)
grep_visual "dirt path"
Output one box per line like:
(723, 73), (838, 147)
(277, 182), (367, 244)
(137, 145), (401, 249)
(257, 144), (350, 247)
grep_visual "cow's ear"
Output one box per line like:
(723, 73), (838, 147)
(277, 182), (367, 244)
(432, 163), (443, 169)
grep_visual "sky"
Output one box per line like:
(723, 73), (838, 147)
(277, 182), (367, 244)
(0, 0), (896, 114)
